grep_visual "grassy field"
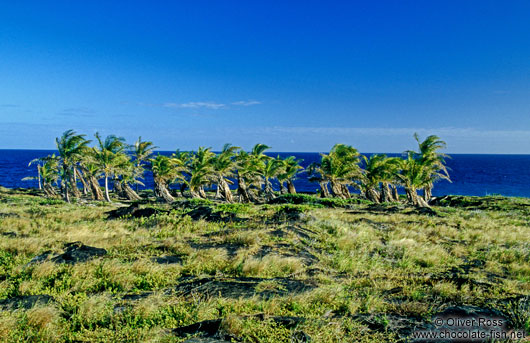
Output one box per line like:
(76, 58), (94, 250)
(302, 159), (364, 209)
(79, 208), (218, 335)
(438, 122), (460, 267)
(0, 188), (529, 342)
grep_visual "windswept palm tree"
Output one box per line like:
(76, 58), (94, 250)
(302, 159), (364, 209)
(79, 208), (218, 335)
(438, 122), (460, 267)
(235, 150), (257, 202)
(316, 144), (362, 199)
(212, 144), (239, 202)
(56, 130), (91, 202)
(171, 150), (192, 197)
(411, 133), (451, 202)
(359, 154), (402, 203)
(188, 147), (216, 199)
(113, 152), (142, 201)
(262, 156), (283, 199)
(92, 133), (126, 202)
(396, 151), (430, 207)
(78, 152), (105, 201)
(24, 154), (60, 197)
(150, 154), (184, 202)
(280, 156), (304, 194)
(133, 137), (157, 192)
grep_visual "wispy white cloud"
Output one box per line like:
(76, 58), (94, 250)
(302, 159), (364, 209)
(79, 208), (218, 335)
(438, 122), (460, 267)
(231, 100), (262, 106)
(57, 107), (96, 117)
(163, 102), (226, 110)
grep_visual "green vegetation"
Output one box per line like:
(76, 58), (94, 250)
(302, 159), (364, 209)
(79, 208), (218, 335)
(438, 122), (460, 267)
(25, 130), (451, 209)
(8, 130), (528, 341)
(0, 188), (528, 342)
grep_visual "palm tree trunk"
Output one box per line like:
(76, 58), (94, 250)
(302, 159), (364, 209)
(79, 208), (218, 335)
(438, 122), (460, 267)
(237, 173), (251, 203)
(113, 177), (124, 197)
(180, 183), (187, 197)
(319, 181), (331, 198)
(199, 186), (207, 199)
(366, 188), (381, 203)
(190, 189), (202, 199)
(330, 180), (344, 198)
(37, 165), (42, 190)
(381, 182), (392, 203)
(391, 184), (400, 202)
(76, 169), (89, 196)
(89, 176), (104, 201)
(155, 181), (175, 203)
(423, 183), (433, 202)
(123, 182), (141, 201)
(264, 178), (275, 200)
(340, 184), (351, 199)
(63, 165), (70, 203)
(279, 182), (287, 194)
(287, 180), (296, 194)
(69, 172), (81, 198)
(219, 179), (234, 203)
(104, 175), (111, 202)
(405, 187), (429, 207)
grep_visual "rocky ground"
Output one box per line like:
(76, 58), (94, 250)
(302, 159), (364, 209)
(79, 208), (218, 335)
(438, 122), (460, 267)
(0, 188), (528, 342)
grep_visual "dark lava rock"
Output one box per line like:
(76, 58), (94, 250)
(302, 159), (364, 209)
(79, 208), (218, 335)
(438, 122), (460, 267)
(185, 206), (236, 222)
(122, 292), (153, 301)
(184, 339), (231, 343)
(172, 315), (307, 342)
(51, 242), (107, 264)
(0, 295), (53, 311)
(406, 206), (440, 216)
(189, 242), (243, 257)
(25, 250), (52, 267)
(1, 231), (17, 237)
(106, 203), (169, 219)
(0, 212), (20, 218)
(151, 255), (183, 264)
(271, 206), (305, 222)
(172, 276), (315, 299)
(173, 319), (222, 338)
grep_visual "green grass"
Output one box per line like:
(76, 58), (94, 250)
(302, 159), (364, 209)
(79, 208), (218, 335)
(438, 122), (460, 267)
(0, 189), (529, 342)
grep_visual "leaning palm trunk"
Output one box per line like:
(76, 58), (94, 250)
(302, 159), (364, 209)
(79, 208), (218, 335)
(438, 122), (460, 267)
(366, 188), (381, 203)
(279, 182), (287, 194)
(113, 177), (124, 197)
(330, 180), (345, 199)
(199, 186), (207, 199)
(69, 173), (82, 198)
(154, 179), (174, 203)
(219, 178), (234, 203)
(405, 187), (430, 208)
(237, 173), (251, 203)
(37, 166), (42, 190)
(89, 176), (104, 201)
(122, 182), (141, 201)
(423, 183), (433, 202)
(381, 182), (393, 203)
(62, 166), (70, 203)
(103, 175), (112, 202)
(263, 179), (275, 200)
(391, 184), (400, 202)
(287, 180), (296, 194)
(43, 183), (57, 197)
(75, 169), (89, 196)
(319, 181), (331, 198)
(340, 184), (351, 199)
(190, 188), (203, 199)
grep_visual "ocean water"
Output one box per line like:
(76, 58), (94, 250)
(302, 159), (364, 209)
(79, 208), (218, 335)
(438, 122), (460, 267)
(1, 149), (530, 198)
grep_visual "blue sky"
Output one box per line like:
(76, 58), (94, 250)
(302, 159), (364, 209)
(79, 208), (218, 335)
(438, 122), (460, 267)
(1, 1), (530, 153)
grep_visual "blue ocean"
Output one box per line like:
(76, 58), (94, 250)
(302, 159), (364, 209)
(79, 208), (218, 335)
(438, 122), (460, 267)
(1, 150), (530, 198)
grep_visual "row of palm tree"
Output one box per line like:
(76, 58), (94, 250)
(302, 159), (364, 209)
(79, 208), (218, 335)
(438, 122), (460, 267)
(307, 134), (450, 207)
(25, 130), (449, 207)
